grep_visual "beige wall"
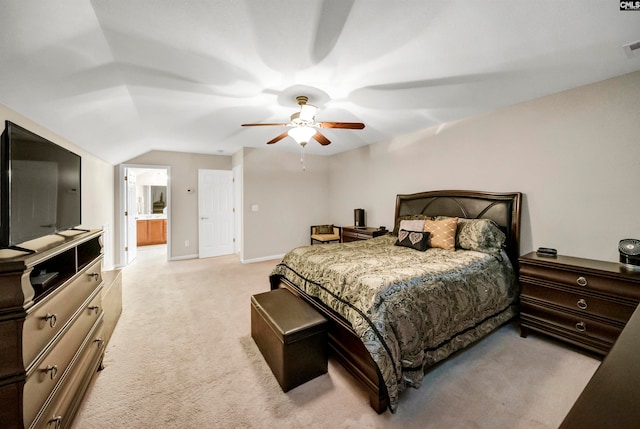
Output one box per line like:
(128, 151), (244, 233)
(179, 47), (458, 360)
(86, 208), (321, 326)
(124, 150), (232, 260)
(329, 71), (640, 263)
(124, 146), (333, 262)
(241, 147), (331, 261)
(0, 104), (115, 268)
(4, 71), (637, 265)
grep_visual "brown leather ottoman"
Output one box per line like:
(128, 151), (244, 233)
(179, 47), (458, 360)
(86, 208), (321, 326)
(251, 289), (328, 392)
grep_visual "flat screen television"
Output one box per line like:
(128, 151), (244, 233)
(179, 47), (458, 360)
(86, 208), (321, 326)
(1, 121), (81, 249)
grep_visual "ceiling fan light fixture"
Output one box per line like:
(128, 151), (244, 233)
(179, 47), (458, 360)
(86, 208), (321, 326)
(288, 126), (316, 145)
(241, 94), (364, 149)
(290, 105), (318, 126)
(299, 104), (317, 121)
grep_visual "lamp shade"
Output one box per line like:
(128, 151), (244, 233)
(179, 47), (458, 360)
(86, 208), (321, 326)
(288, 126), (316, 145)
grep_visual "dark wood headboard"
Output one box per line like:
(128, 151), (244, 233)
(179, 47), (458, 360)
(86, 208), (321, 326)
(394, 190), (522, 266)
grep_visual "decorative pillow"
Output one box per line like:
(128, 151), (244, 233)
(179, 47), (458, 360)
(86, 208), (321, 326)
(395, 229), (430, 251)
(436, 215), (469, 247)
(393, 214), (433, 236)
(399, 219), (426, 232)
(423, 217), (458, 250)
(315, 224), (334, 234)
(457, 219), (506, 253)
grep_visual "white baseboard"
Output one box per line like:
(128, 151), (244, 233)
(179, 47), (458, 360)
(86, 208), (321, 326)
(120, 252), (279, 264)
(170, 253), (199, 261)
(241, 254), (285, 264)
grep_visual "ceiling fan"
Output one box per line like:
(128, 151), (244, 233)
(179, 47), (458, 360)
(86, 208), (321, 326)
(241, 96), (365, 147)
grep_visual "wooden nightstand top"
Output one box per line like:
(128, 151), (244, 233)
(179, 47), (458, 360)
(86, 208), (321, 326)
(520, 252), (640, 283)
(342, 226), (386, 233)
(341, 226), (388, 243)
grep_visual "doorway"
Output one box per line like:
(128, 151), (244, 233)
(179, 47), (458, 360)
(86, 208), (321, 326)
(118, 165), (170, 266)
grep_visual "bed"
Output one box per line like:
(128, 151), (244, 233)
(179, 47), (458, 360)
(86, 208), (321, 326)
(269, 190), (522, 413)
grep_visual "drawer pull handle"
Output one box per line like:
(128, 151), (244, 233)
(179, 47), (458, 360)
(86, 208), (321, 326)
(49, 415), (62, 429)
(44, 313), (57, 328)
(575, 321), (587, 332)
(88, 305), (100, 315)
(94, 338), (104, 349)
(577, 299), (588, 310)
(45, 365), (58, 380)
(576, 276), (588, 287)
(88, 272), (99, 281)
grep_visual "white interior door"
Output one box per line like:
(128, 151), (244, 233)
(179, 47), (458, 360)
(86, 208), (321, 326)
(198, 169), (234, 258)
(232, 165), (242, 255)
(125, 170), (137, 264)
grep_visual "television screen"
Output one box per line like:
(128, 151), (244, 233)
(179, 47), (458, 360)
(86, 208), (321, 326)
(1, 121), (81, 248)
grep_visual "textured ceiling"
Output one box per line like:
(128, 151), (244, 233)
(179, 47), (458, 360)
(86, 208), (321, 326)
(1, 1), (639, 164)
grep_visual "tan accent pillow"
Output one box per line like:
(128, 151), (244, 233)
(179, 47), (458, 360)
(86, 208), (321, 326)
(423, 217), (458, 250)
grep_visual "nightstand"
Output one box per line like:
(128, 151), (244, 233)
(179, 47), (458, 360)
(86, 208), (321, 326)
(341, 226), (387, 243)
(519, 252), (640, 355)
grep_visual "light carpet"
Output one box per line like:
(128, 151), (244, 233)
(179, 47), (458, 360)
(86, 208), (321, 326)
(72, 245), (599, 429)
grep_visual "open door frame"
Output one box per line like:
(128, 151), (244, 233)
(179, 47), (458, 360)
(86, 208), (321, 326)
(116, 164), (171, 267)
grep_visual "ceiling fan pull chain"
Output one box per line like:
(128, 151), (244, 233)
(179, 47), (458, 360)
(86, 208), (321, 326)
(300, 144), (306, 171)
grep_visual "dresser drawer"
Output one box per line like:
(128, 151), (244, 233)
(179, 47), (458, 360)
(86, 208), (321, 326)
(23, 290), (102, 427)
(521, 301), (622, 347)
(520, 279), (637, 324)
(22, 259), (102, 370)
(519, 264), (640, 301)
(31, 319), (105, 429)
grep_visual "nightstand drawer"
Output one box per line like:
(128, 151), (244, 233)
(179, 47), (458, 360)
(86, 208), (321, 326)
(520, 279), (637, 324)
(519, 252), (640, 355)
(343, 231), (370, 240)
(521, 301), (622, 348)
(519, 264), (640, 301)
(341, 226), (386, 243)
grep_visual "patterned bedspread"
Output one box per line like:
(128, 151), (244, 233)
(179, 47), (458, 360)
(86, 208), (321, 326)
(270, 234), (517, 412)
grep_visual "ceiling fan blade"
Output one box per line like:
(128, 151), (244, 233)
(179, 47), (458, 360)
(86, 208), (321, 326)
(241, 123), (289, 127)
(266, 130), (290, 145)
(313, 131), (331, 146)
(318, 122), (365, 129)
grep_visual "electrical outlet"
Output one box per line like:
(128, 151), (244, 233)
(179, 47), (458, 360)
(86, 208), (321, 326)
(185, 240), (190, 247)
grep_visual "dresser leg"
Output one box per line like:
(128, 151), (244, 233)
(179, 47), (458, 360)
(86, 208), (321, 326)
(519, 324), (529, 338)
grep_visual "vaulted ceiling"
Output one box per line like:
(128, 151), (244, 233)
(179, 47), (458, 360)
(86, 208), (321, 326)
(1, 1), (639, 164)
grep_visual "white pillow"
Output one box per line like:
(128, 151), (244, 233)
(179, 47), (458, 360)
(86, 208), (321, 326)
(399, 219), (426, 232)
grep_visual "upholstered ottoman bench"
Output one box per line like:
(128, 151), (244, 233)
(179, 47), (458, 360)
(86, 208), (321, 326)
(251, 289), (328, 392)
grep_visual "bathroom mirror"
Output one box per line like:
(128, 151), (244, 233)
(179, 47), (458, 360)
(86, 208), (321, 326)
(139, 185), (167, 215)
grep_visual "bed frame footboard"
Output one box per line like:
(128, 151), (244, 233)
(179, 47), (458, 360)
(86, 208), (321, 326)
(270, 274), (389, 413)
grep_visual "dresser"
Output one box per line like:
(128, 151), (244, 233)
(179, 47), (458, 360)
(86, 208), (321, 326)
(519, 252), (640, 355)
(0, 230), (107, 429)
(341, 226), (387, 243)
